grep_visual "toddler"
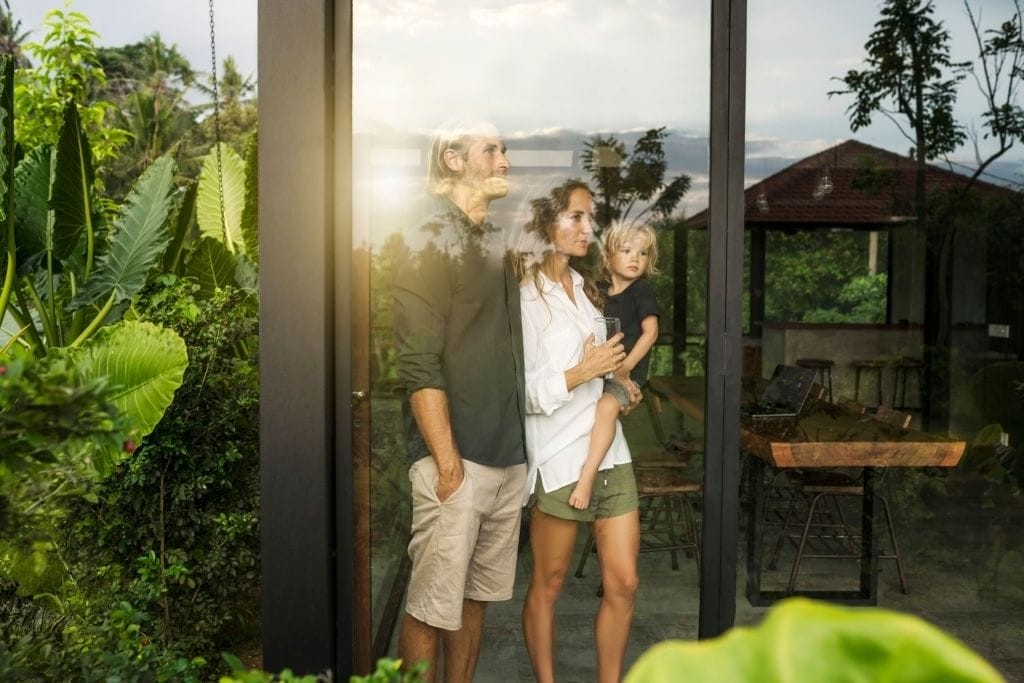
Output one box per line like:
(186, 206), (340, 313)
(569, 222), (661, 509)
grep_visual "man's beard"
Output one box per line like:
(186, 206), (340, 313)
(479, 175), (509, 199)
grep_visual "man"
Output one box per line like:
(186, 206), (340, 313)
(392, 122), (527, 682)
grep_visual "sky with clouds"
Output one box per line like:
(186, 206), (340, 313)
(11, 0), (1024, 191)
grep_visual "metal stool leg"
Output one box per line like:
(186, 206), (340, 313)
(680, 493), (701, 568)
(787, 492), (828, 592)
(574, 524), (596, 578)
(880, 495), (909, 594)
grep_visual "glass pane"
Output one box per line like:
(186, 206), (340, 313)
(353, 0), (711, 675)
(742, 3), (1024, 680)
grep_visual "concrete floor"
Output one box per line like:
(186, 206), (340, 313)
(385, 408), (1024, 682)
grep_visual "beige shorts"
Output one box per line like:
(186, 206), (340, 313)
(405, 457), (527, 631)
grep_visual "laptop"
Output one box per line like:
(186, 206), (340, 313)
(743, 365), (818, 419)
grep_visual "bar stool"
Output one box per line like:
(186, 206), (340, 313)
(852, 359), (885, 407)
(575, 385), (702, 581)
(796, 358), (834, 402)
(892, 357), (923, 410)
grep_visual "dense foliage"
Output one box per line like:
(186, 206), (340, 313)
(1, 4), (261, 679)
(65, 281), (260, 655)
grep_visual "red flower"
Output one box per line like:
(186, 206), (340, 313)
(122, 440), (138, 453)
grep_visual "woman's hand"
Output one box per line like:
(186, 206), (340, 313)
(579, 332), (626, 379)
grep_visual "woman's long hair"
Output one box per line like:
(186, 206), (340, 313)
(514, 179), (603, 309)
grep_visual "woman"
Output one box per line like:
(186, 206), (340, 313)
(518, 179), (642, 683)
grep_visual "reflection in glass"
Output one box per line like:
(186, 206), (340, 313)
(354, 0), (711, 673)
(744, 2), (1024, 679)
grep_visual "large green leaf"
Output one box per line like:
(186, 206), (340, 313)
(241, 129), (259, 263)
(186, 236), (236, 294)
(0, 55), (13, 228)
(196, 142), (246, 254)
(12, 146), (53, 273)
(70, 155), (178, 310)
(626, 598), (1003, 683)
(73, 320), (188, 448)
(50, 100), (95, 264)
(163, 180), (197, 275)
(0, 55), (14, 322)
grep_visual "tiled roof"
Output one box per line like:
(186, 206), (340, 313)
(687, 139), (1014, 229)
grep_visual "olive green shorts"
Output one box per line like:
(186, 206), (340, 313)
(531, 463), (638, 522)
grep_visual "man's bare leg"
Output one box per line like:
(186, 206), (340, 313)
(398, 613), (441, 683)
(442, 598), (487, 682)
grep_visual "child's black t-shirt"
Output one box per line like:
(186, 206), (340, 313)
(600, 278), (660, 385)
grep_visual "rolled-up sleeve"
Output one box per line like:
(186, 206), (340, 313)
(522, 294), (572, 415)
(393, 248), (449, 393)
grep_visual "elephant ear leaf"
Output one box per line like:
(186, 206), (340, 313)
(196, 142), (246, 255)
(50, 99), (95, 264)
(0, 55), (13, 307)
(0, 55), (13, 225)
(72, 320), (188, 474)
(186, 236), (236, 294)
(12, 145), (53, 273)
(70, 155), (178, 310)
(240, 129), (258, 262)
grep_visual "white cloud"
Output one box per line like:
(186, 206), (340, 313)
(469, 1), (570, 29)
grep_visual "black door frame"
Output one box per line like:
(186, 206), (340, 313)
(258, 0), (746, 674)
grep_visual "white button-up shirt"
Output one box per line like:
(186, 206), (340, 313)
(521, 268), (631, 503)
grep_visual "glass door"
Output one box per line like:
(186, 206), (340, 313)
(739, 3), (1024, 680)
(351, 1), (715, 675)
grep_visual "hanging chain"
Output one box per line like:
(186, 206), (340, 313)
(208, 0), (228, 248)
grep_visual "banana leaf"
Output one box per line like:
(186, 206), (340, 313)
(196, 142), (246, 254)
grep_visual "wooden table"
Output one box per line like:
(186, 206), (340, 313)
(648, 375), (966, 606)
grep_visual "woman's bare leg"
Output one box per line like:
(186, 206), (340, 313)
(522, 507), (580, 683)
(593, 510), (640, 683)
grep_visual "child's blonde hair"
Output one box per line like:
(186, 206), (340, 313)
(600, 222), (661, 279)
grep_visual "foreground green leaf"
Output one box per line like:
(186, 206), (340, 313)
(72, 319), (187, 453)
(197, 142), (246, 254)
(70, 155), (178, 311)
(626, 598), (1003, 683)
(50, 99), (96, 264)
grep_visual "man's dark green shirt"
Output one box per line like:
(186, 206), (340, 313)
(392, 201), (527, 468)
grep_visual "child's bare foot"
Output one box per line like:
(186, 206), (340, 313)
(569, 477), (594, 509)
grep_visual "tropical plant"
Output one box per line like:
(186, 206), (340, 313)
(830, 0), (1024, 428)
(0, 0), (30, 68)
(187, 56), (258, 163)
(625, 597), (1003, 682)
(64, 281), (260, 656)
(13, 8), (128, 165)
(96, 34), (198, 198)
(580, 127), (691, 231)
(183, 129), (259, 292)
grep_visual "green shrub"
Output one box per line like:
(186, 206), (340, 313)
(63, 279), (260, 656)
